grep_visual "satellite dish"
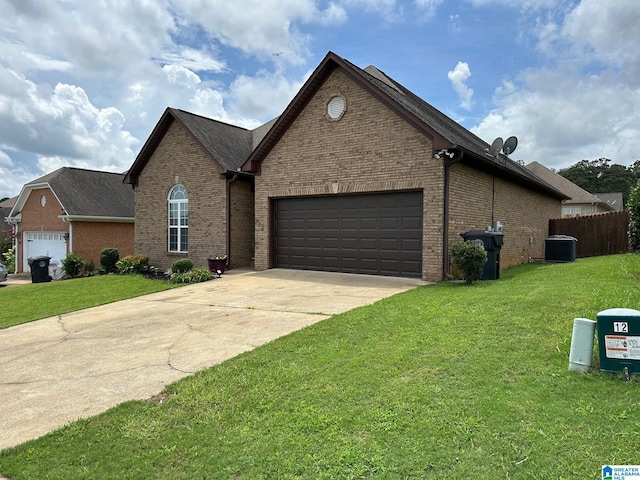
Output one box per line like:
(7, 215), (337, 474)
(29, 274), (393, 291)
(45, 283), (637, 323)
(502, 136), (518, 156)
(489, 137), (503, 156)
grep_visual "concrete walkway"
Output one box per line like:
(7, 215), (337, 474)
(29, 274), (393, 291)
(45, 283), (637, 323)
(0, 269), (422, 450)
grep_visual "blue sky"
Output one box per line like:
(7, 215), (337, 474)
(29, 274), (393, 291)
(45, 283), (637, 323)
(1, 0), (639, 199)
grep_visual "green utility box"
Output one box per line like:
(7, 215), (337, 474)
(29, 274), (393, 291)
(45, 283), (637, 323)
(597, 308), (640, 375)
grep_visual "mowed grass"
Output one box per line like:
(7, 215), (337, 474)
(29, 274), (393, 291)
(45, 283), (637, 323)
(0, 275), (180, 329)
(1, 255), (640, 479)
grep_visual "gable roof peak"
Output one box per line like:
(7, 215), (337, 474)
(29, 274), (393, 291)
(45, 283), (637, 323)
(363, 65), (404, 95)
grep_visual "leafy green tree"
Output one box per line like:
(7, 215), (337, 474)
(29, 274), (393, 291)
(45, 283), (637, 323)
(558, 158), (638, 207)
(628, 180), (640, 252)
(1, 227), (15, 257)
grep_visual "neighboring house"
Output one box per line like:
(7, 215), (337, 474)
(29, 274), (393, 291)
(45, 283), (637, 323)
(124, 108), (276, 271)
(526, 161), (614, 217)
(243, 52), (568, 282)
(1, 196), (16, 235)
(595, 192), (624, 212)
(6, 167), (134, 273)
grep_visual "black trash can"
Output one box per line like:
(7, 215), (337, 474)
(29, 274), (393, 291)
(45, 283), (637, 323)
(28, 256), (52, 283)
(460, 230), (504, 280)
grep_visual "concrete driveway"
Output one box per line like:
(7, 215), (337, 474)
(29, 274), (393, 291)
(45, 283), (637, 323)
(0, 268), (422, 450)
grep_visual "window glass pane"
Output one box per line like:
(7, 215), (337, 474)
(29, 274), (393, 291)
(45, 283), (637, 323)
(180, 204), (188, 226)
(169, 185), (188, 251)
(169, 203), (178, 225)
(169, 185), (188, 200)
(169, 228), (178, 251)
(180, 229), (188, 252)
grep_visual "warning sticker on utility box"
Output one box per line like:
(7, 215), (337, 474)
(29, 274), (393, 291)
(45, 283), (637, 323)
(604, 335), (640, 360)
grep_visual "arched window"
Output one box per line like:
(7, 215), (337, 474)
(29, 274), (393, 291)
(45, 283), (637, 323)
(168, 185), (188, 252)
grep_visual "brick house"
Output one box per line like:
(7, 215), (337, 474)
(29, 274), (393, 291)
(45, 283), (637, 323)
(6, 167), (134, 273)
(124, 108), (275, 271)
(526, 161), (614, 217)
(242, 51), (568, 281)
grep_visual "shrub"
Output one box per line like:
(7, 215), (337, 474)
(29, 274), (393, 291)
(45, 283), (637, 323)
(99, 248), (120, 273)
(628, 180), (640, 252)
(169, 267), (213, 284)
(451, 240), (487, 284)
(0, 227), (15, 257)
(116, 255), (150, 274)
(62, 252), (86, 278)
(171, 258), (194, 274)
(2, 246), (15, 273)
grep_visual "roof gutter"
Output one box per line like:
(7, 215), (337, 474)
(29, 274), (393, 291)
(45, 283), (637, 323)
(59, 215), (135, 223)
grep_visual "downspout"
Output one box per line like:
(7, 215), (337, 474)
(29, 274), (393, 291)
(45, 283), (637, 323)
(226, 173), (239, 267)
(442, 151), (464, 280)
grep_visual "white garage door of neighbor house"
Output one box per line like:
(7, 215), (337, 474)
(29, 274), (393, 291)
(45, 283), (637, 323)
(24, 232), (67, 271)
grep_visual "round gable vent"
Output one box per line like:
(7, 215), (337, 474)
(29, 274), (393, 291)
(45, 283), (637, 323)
(326, 96), (346, 120)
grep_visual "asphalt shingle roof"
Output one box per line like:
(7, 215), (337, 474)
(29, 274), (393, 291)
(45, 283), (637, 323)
(244, 51), (567, 200)
(170, 109), (253, 172)
(26, 167), (134, 217)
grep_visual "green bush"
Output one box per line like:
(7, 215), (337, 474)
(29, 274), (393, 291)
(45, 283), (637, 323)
(99, 248), (120, 273)
(628, 180), (640, 252)
(2, 246), (15, 273)
(451, 240), (487, 284)
(171, 258), (194, 274)
(169, 267), (213, 284)
(62, 252), (86, 278)
(116, 255), (150, 274)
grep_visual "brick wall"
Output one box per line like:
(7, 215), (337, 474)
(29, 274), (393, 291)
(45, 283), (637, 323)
(254, 69), (444, 281)
(448, 163), (560, 270)
(229, 178), (255, 268)
(71, 221), (134, 268)
(16, 188), (68, 271)
(134, 120), (252, 271)
(254, 69), (562, 281)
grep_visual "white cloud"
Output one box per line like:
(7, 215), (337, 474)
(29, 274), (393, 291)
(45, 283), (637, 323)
(414, 0), (443, 19)
(158, 47), (227, 73)
(341, 0), (398, 17)
(472, 1), (640, 168)
(162, 65), (202, 88)
(472, 70), (640, 168)
(0, 71), (137, 171)
(171, 0), (322, 65)
(318, 2), (349, 26)
(561, 0), (640, 83)
(447, 61), (474, 110)
(229, 69), (308, 121)
(0, 150), (12, 167)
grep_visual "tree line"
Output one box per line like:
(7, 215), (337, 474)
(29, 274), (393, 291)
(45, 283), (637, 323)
(557, 158), (640, 208)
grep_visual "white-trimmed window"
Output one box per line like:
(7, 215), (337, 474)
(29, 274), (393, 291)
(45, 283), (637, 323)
(168, 185), (188, 252)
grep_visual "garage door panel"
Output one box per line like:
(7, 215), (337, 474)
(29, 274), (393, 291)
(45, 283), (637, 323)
(380, 218), (400, 230)
(403, 216), (422, 229)
(274, 191), (422, 278)
(24, 232), (67, 271)
(402, 238), (421, 250)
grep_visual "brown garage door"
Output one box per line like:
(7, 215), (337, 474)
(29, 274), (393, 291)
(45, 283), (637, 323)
(274, 191), (423, 277)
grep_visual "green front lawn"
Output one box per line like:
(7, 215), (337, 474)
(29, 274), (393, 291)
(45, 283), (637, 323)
(1, 255), (639, 479)
(0, 275), (180, 329)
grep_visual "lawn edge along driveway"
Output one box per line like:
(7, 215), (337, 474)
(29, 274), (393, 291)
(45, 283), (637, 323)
(0, 268), (423, 450)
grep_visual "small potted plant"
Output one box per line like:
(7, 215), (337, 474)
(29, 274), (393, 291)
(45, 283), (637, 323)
(207, 255), (228, 274)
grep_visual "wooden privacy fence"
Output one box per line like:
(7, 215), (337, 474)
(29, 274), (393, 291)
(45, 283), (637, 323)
(549, 211), (629, 258)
